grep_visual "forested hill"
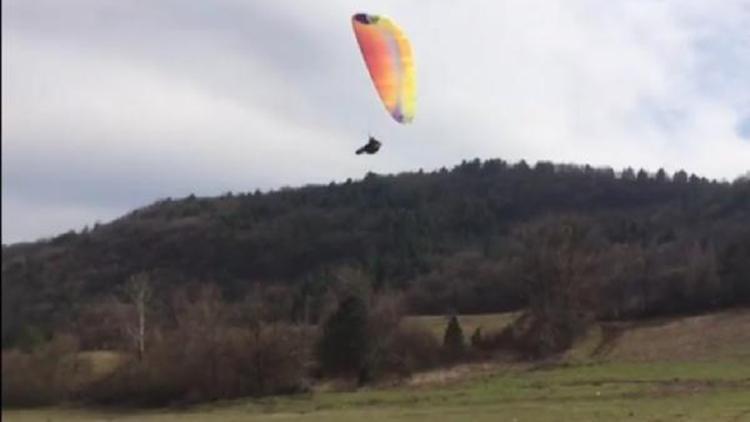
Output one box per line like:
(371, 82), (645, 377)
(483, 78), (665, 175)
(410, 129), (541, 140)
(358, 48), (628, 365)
(3, 158), (749, 347)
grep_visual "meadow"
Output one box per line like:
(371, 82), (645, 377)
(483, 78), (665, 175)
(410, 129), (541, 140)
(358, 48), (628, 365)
(4, 309), (749, 422)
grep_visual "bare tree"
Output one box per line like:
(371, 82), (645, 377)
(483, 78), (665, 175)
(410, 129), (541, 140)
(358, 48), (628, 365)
(514, 216), (603, 356)
(124, 273), (152, 360)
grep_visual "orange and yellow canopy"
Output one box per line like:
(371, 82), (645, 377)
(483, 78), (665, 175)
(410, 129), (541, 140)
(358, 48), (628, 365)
(352, 13), (416, 124)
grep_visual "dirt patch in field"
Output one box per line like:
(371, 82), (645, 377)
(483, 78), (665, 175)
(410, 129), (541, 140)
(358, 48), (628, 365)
(405, 361), (526, 389)
(564, 377), (750, 391)
(622, 378), (750, 400)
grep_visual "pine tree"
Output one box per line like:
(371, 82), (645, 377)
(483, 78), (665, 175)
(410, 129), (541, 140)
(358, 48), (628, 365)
(470, 327), (483, 349)
(442, 315), (465, 361)
(317, 295), (369, 377)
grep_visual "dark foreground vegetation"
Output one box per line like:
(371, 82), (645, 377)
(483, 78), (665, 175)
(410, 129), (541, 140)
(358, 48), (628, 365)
(2, 158), (749, 407)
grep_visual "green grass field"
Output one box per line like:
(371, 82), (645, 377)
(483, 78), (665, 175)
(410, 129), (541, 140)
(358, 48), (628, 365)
(5, 360), (749, 421)
(4, 310), (750, 421)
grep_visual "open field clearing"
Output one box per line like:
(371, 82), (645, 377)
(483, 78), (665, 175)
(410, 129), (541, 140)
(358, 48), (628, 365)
(4, 309), (749, 422)
(404, 312), (520, 339)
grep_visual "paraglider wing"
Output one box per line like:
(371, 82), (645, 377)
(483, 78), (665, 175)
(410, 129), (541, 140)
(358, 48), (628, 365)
(352, 13), (416, 124)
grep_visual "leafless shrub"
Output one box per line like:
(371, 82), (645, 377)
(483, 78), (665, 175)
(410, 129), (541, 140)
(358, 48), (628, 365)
(1, 334), (79, 407)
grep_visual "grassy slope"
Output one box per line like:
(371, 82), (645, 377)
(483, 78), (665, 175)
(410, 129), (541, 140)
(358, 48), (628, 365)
(4, 309), (750, 422)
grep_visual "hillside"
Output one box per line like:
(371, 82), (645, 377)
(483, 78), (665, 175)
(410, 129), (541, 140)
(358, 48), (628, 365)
(2, 158), (750, 347)
(592, 308), (750, 362)
(404, 309), (750, 388)
(408, 308), (750, 371)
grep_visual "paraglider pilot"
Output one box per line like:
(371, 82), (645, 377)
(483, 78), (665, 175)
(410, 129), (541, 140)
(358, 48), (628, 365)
(356, 136), (382, 155)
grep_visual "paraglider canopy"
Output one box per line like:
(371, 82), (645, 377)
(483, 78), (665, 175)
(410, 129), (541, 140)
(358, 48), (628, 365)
(351, 13), (416, 124)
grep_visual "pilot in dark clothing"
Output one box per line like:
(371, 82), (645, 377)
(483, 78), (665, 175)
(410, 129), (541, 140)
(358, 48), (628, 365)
(356, 136), (382, 155)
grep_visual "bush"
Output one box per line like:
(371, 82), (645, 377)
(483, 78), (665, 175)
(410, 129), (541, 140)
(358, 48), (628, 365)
(2, 350), (57, 407)
(376, 323), (440, 376)
(85, 324), (310, 406)
(1, 334), (79, 407)
(494, 311), (591, 358)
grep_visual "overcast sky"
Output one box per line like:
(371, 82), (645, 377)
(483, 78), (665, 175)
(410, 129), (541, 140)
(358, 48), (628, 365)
(3, 0), (749, 244)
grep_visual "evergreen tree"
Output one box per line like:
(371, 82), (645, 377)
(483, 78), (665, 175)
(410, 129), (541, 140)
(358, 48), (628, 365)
(656, 168), (668, 183)
(621, 167), (636, 181)
(442, 315), (465, 361)
(470, 327), (483, 349)
(317, 295), (370, 377)
(673, 170), (688, 184)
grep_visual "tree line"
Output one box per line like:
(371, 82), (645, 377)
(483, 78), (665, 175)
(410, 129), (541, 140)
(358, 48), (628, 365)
(2, 272), (449, 406)
(2, 158), (749, 350)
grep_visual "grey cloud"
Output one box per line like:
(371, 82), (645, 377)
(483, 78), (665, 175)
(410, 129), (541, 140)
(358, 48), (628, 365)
(2, 0), (374, 129)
